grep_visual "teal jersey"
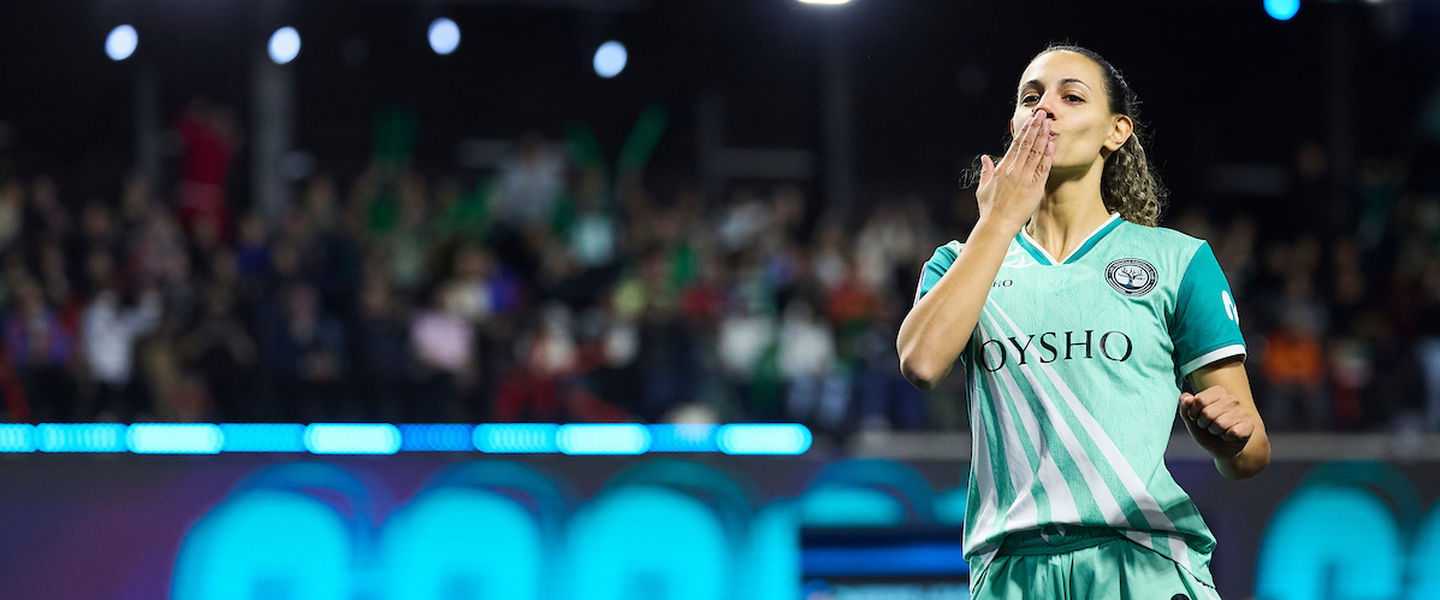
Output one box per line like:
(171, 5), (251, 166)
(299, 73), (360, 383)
(913, 213), (1245, 588)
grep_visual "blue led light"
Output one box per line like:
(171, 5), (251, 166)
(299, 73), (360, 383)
(557, 424), (650, 455)
(1264, 0), (1299, 21)
(647, 424), (719, 452)
(127, 424), (224, 454)
(717, 424), (812, 455)
(473, 424), (559, 453)
(219, 424), (307, 452)
(37, 423), (128, 453)
(0, 424), (35, 452)
(399, 424), (474, 451)
(802, 543), (968, 576)
(303, 424), (402, 455)
(2, 422), (815, 455)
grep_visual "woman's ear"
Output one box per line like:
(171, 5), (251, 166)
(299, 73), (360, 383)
(1104, 115), (1135, 152)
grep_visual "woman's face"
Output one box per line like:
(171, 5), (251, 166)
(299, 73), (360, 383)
(1010, 51), (1131, 171)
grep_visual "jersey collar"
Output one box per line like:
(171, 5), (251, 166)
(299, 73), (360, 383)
(1015, 212), (1123, 266)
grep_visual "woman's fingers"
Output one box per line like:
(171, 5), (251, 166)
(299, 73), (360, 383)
(1037, 135), (1055, 179)
(1021, 110), (1049, 173)
(1005, 112), (1038, 167)
(979, 155), (995, 186)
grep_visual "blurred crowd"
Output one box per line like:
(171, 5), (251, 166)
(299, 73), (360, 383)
(2, 108), (1438, 435)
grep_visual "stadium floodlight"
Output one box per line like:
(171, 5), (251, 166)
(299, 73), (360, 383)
(593, 40), (627, 79)
(105, 25), (138, 61)
(797, 0), (853, 5)
(268, 26), (302, 65)
(428, 18), (460, 55)
(1264, 0), (1299, 21)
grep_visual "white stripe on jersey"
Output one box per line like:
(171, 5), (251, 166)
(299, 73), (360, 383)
(1123, 530), (1157, 552)
(967, 371), (1002, 563)
(976, 319), (1042, 533)
(979, 302), (1134, 529)
(976, 312), (1081, 525)
(986, 300), (1193, 573)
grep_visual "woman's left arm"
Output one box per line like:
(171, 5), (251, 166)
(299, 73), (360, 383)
(1181, 356), (1270, 479)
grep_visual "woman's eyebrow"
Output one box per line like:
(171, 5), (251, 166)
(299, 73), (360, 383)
(1019, 77), (1093, 92)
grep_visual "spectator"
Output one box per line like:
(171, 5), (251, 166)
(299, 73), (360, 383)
(3, 278), (77, 420)
(493, 131), (566, 230)
(778, 298), (836, 427)
(261, 283), (348, 421)
(81, 256), (161, 421)
(0, 181), (21, 253)
(495, 305), (576, 423)
(175, 97), (239, 239)
(1418, 255), (1440, 431)
(179, 285), (259, 421)
(349, 276), (412, 422)
(410, 287), (474, 421)
(1261, 309), (1329, 430)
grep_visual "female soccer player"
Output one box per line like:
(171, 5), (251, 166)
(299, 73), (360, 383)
(896, 44), (1269, 599)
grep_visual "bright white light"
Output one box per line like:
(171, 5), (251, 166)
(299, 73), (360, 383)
(268, 26), (301, 65)
(303, 423), (401, 454)
(428, 18), (461, 55)
(105, 25), (138, 61)
(557, 424), (649, 455)
(717, 424), (812, 455)
(797, 0), (853, 4)
(127, 424), (224, 454)
(593, 40), (627, 79)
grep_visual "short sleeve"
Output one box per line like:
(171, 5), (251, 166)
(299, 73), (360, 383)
(913, 241), (963, 306)
(1170, 242), (1246, 378)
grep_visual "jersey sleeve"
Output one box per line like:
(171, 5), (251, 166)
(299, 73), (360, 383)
(913, 241), (963, 306)
(1170, 241), (1246, 378)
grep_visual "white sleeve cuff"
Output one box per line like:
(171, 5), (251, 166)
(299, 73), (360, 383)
(1180, 344), (1247, 379)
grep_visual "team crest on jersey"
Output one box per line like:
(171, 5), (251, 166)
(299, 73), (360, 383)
(1105, 258), (1158, 296)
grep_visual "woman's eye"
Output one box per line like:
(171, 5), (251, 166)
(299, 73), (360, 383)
(1021, 95), (1039, 104)
(1065, 95), (1084, 103)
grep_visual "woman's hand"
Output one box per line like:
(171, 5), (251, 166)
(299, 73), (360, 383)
(1180, 385), (1256, 459)
(1179, 358), (1270, 480)
(975, 109), (1055, 233)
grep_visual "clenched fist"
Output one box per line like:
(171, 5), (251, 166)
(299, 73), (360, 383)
(1179, 385), (1257, 458)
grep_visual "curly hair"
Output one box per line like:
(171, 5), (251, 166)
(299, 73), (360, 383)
(965, 43), (1168, 227)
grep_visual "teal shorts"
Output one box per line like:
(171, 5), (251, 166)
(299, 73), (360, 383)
(970, 525), (1221, 600)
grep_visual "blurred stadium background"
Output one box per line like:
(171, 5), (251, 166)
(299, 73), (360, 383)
(1, 0), (1439, 598)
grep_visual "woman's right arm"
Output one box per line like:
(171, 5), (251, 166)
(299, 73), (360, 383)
(897, 220), (1019, 390)
(896, 109), (1055, 390)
